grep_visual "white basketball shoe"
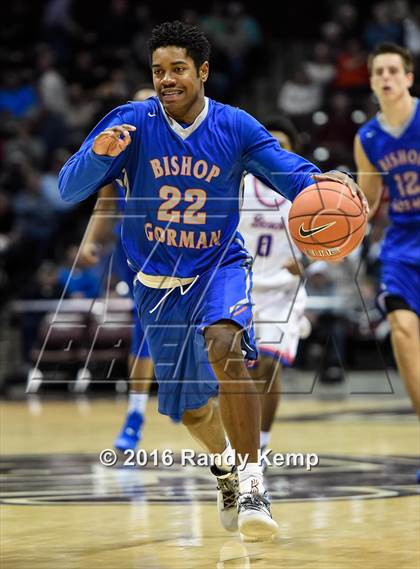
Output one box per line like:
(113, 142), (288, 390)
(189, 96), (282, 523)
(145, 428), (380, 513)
(238, 491), (279, 540)
(211, 466), (239, 532)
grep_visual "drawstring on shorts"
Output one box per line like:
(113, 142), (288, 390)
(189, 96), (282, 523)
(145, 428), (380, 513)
(149, 275), (200, 314)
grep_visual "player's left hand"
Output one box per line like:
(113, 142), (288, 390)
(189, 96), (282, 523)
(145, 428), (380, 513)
(313, 171), (369, 217)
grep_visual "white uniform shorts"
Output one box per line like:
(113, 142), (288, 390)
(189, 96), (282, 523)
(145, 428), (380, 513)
(251, 284), (309, 366)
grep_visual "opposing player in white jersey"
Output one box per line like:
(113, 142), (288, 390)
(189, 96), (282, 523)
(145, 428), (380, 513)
(240, 116), (310, 458)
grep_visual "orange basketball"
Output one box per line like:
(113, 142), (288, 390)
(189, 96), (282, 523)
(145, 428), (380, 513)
(288, 180), (367, 261)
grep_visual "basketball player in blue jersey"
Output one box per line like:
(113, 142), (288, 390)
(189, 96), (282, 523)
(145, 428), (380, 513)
(59, 21), (367, 540)
(80, 87), (156, 454)
(354, 44), (419, 441)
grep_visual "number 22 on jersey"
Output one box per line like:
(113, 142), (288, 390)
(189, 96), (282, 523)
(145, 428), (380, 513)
(157, 185), (207, 224)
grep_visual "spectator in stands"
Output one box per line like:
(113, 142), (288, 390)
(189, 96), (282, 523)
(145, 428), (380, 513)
(37, 47), (69, 116)
(334, 2), (359, 41)
(201, 2), (229, 60)
(12, 170), (57, 262)
(3, 169), (57, 294)
(70, 51), (102, 92)
(316, 91), (358, 165)
(364, 2), (404, 49)
(97, 0), (136, 55)
(0, 70), (38, 119)
(319, 20), (343, 51)
(42, 0), (79, 63)
(38, 107), (69, 158)
(132, 6), (155, 79)
(201, 2), (263, 101)
(3, 118), (46, 169)
(65, 84), (98, 146)
(334, 38), (370, 94)
(0, 191), (14, 245)
(277, 66), (323, 129)
(224, 2), (263, 74)
(40, 149), (75, 214)
(400, 3), (420, 55)
(0, 190), (15, 302)
(304, 42), (336, 88)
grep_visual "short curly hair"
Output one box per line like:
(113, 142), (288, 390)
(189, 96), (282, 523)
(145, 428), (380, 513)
(148, 21), (211, 74)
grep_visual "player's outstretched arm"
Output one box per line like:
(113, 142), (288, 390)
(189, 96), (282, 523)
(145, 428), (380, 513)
(238, 109), (367, 216)
(353, 135), (383, 219)
(79, 184), (119, 267)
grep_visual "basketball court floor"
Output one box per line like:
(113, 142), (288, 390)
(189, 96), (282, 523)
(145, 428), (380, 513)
(1, 371), (419, 568)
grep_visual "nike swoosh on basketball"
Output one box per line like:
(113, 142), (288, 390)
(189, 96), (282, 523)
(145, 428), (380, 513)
(299, 221), (336, 238)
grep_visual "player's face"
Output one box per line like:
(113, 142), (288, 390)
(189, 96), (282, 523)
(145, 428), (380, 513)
(370, 53), (414, 103)
(151, 46), (208, 123)
(271, 130), (293, 152)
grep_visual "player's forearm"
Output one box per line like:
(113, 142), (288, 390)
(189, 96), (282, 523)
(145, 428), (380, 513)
(356, 176), (382, 220)
(84, 210), (116, 246)
(249, 146), (320, 201)
(86, 186), (119, 245)
(366, 193), (382, 220)
(58, 149), (118, 203)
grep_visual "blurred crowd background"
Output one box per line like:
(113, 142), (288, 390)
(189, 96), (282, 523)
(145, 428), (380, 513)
(1, 0), (419, 391)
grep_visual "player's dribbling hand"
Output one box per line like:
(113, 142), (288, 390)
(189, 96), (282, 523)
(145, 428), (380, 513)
(92, 124), (136, 157)
(313, 171), (369, 217)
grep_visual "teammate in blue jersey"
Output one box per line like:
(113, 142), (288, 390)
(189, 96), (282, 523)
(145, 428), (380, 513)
(354, 44), (419, 443)
(80, 87), (156, 454)
(59, 21), (366, 540)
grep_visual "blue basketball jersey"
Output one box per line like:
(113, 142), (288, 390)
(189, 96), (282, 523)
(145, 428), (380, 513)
(358, 98), (420, 265)
(59, 97), (320, 277)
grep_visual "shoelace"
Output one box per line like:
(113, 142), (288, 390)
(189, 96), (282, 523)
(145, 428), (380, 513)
(217, 475), (239, 510)
(238, 493), (271, 514)
(149, 275), (199, 314)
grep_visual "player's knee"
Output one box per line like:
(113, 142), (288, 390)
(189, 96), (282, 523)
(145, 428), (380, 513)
(391, 325), (411, 345)
(205, 321), (242, 364)
(389, 315), (413, 339)
(181, 401), (213, 427)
